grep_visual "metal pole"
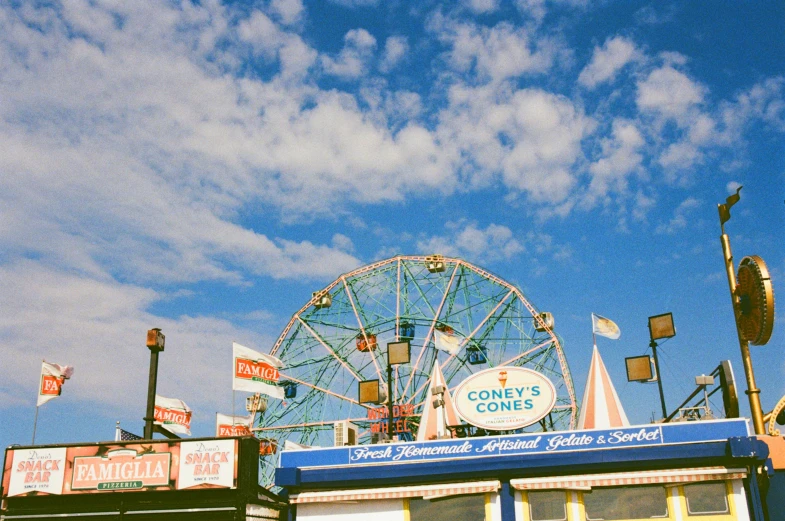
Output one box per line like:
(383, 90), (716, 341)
(143, 347), (161, 439)
(31, 406), (40, 445)
(720, 233), (765, 434)
(387, 362), (394, 439)
(650, 340), (668, 419)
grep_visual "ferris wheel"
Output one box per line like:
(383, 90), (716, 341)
(254, 255), (577, 485)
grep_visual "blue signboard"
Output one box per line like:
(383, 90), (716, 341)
(280, 419), (749, 469)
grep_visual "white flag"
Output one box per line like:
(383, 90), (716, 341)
(434, 329), (460, 355)
(232, 343), (285, 399)
(592, 313), (621, 340)
(37, 361), (74, 407)
(154, 395), (192, 435)
(216, 413), (253, 437)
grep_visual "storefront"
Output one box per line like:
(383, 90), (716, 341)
(275, 419), (777, 521)
(1, 436), (286, 520)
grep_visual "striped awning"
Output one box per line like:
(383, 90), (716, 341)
(511, 467), (747, 491)
(290, 480), (501, 504)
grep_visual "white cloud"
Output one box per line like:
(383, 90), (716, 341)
(436, 85), (593, 202)
(587, 119), (645, 202)
(417, 222), (524, 263)
(636, 64), (706, 123)
(320, 28), (377, 79)
(432, 17), (555, 82)
(380, 36), (408, 72)
(271, 0), (304, 26)
(0, 261), (269, 415)
(655, 197), (700, 234)
(463, 0), (500, 14)
(578, 36), (640, 88)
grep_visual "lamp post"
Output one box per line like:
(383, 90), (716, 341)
(143, 328), (165, 439)
(386, 341), (411, 439)
(648, 313), (675, 419)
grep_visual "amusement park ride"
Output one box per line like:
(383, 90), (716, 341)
(249, 253), (579, 485)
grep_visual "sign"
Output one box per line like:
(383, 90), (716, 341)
(6, 447), (67, 497)
(72, 450), (170, 491)
(279, 419), (751, 470)
(2, 438), (242, 498)
(178, 440), (236, 489)
(367, 404), (414, 435)
(453, 367), (556, 430)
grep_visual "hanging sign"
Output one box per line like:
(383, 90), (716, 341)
(453, 367), (556, 431)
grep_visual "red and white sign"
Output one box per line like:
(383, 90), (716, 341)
(154, 395), (192, 436)
(232, 343), (284, 399)
(37, 361), (73, 407)
(72, 450), (171, 491)
(6, 447), (67, 497)
(216, 413), (253, 437)
(453, 367), (556, 431)
(178, 440), (236, 489)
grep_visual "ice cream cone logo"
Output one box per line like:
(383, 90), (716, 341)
(498, 371), (508, 388)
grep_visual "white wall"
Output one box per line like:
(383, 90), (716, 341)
(296, 499), (406, 521)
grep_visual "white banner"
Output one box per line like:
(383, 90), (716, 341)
(232, 343), (284, 399)
(154, 395), (192, 435)
(37, 361), (74, 407)
(434, 329), (460, 355)
(216, 413), (253, 437)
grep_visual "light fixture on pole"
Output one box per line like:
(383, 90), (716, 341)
(143, 328), (165, 439)
(648, 313), (675, 419)
(386, 341), (411, 439)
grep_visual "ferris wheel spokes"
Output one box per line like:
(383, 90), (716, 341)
(403, 261), (462, 400)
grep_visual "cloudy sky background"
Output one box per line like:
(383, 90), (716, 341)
(1, 0), (783, 451)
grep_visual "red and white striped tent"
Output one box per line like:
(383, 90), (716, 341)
(577, 345), (629, 430)
(416, 359), (460, 441)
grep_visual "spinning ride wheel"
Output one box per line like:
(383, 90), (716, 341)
(255, 255), (577, 486)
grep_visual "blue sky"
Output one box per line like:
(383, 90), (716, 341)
(1, 0), (783, 452)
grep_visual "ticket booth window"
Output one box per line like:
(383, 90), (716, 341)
(408, 494), (487, 521)
(584, 485), (668, 520)
(684, 482), (730, 515)
(528, 490), (567, 521)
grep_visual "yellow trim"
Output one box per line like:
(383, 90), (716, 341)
(403, 497), (410, 521)
(484, 492), (492, 521)
(521, 490), (570, 521)
(677, 479), (736, 520)
(578, 486), (675, 521)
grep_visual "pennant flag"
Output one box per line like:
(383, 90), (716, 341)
(154, 395), (192, 435)
(577, 345), (629, 429)
(434, 329), (460, 355)
(592, 313), (621, 340)
(216, 413), (253, 437)
(232, 343), (285, 399)
(416, 360), (460, 441)
(37, 361), (74, 407)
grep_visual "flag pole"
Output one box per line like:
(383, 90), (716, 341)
(32, 405), (40, 445)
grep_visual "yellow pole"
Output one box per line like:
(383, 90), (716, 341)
(719, 231), (765, 434)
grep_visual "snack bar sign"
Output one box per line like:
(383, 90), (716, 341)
(5, 447), (67, 497)
(2, 439), (238, 498)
